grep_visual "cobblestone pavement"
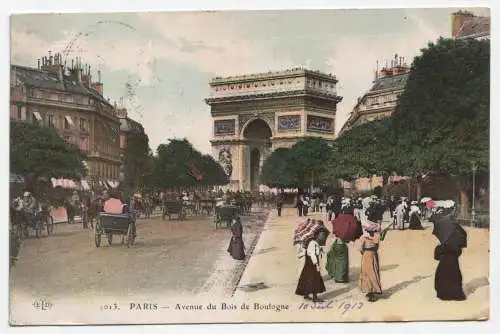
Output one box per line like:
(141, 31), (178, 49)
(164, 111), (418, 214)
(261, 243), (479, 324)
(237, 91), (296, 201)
(10, 208), (269, 302)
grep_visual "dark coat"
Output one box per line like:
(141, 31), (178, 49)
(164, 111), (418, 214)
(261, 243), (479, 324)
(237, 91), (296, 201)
(227, 220), (245, 260)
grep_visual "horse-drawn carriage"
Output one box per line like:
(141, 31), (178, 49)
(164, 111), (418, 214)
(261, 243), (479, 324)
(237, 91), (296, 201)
(214, 205), (239, 229)
(95, 212), (136, 247)
(162, 200), (186, 220)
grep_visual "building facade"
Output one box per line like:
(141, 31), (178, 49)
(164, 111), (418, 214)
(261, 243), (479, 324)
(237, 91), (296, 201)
(117, 106), (146, 185)
(451, 10), (490, 40)
(206, 68), (342, 191)
(339, 55), (411, 191)
(10, 53), (121, 186)
(340, 54), (410, 134)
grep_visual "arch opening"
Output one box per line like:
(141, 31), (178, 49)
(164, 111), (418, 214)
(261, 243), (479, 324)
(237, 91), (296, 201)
(243, 118), (273, 191)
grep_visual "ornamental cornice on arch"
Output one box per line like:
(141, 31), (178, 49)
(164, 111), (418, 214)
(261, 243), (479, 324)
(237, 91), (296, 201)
(205, 89), (342, 105)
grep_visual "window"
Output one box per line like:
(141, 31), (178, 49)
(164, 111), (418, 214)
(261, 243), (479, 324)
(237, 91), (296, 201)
(17, 105), (22, 120)
(80, 137), (89, 151)
(47, 114), (55, 127)
(79, 118), (87, 131)
(64, 116), (74, 129)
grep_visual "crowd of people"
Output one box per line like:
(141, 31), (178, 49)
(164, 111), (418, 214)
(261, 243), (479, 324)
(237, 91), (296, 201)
(291, 193), (466, 304)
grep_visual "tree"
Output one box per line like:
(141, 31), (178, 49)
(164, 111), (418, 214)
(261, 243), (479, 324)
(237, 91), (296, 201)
(150, 138), (228, 189)
(122, 130), (151, 193)
(290, 137), (333, 191)
(391, 37), (489, 216)
(10, 120), (87, 192)
(260, 148), (296, 189)
(328, 118), (394, 181)
(261, 137), (333, 191)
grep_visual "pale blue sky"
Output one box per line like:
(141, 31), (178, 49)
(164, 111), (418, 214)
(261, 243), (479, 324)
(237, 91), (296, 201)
(10, 8), (490, 154)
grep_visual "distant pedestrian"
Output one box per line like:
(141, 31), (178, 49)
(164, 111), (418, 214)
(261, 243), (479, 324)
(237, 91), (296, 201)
(394, 201), (406, 230)
(302, 196), (310, 216)
(276, 194), (284, 217)
(409, 201), (424, 230)
(296, 194), (303, 217)
(227, 217), (245, 260)
(295, 228), (327, 303)
(359, 224), (383, 302)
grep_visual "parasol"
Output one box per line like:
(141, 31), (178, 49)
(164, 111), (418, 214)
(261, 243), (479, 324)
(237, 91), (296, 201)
(104, 198), (124, 214)
(293, 220), (323, 245)
(331, 214), (362, 242)
(420, 197), (432, 203)
(425, 200), (436, 208)
(432, 215), (467, 250)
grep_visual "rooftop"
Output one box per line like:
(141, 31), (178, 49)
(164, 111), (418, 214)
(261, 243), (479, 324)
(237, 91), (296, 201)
(369, 72), (409, 92)
(456, 16), (490, 38)
(210, 67), (337, 84)
(11, 64), (112, 107)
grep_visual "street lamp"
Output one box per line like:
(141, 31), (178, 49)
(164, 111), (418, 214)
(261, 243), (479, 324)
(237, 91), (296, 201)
(472, 162), (477, 224)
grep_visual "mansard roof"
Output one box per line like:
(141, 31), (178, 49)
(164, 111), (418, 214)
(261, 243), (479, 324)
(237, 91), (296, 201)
(369, 72), (409, 93)
(11, 65), (112, 107)
(119, 117), (144, 133)
(457, 16), (490, 39)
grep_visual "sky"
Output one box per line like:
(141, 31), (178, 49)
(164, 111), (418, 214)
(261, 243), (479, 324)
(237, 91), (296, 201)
(10, 7), (490, 154)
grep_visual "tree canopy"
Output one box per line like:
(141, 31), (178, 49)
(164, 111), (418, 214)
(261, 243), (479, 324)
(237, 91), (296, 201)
(260, 147), (296, 188)
(149, 138), (228, 189)
(260, 137), (332, 189)
(391, 37), (489, 177)
(10, 120), (87, 190)
(328, 118), (394, 180)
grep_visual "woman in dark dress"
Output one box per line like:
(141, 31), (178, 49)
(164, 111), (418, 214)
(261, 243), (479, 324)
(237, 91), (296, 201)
(409, 201), (424, 230)
(295, 229), (326, 302)
(434, 244), (466, 301)
(227, 217), (245, 260)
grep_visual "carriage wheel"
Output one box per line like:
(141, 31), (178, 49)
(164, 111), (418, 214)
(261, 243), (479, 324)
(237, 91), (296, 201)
(126, 224), (135, 248)
(94, 223), (102, 247)
(108, 234), (113, 245)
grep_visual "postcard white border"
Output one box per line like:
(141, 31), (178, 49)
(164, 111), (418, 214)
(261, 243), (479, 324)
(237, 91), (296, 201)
(1, 0), (497, 333)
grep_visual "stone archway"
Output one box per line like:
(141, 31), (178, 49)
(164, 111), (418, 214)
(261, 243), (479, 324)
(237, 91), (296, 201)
(242, 118), (272, 191)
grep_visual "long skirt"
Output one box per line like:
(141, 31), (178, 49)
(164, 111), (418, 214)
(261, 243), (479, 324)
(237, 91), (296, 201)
(326, 240), (349, 282)
(409, 214), (424, 230)
(359, 250), (382, 294)
(434, 248), (466, 301)
(295, 254), (326, 296)
(227, 236), (245, 260)
(395, 212), (405, 229)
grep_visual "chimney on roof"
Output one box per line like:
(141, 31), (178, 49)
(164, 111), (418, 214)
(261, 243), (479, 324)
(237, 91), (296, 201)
(40, 52), (64, 82)
(452, 10), (475, 38)
(91, 69), (104, 95)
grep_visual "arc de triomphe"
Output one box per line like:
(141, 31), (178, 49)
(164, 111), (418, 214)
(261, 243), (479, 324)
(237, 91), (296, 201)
(205, 68), (343, 191)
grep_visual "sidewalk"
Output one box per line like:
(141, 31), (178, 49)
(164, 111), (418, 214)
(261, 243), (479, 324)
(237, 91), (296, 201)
(232, 208), (489, 322)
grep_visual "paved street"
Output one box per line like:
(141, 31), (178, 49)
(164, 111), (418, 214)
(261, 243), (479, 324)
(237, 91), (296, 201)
(9, 208), (269, 324)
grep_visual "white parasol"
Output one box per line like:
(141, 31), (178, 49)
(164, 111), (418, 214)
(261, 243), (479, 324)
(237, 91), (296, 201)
(420, 197), (432, 203)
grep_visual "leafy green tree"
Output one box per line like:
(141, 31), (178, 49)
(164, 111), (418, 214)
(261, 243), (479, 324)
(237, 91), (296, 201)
(10, 120), (87, 193)
(328, 118), (394, 181)
(261, 148), (296, 188)
(150, 138), (228, 189)
(290, 137), (333, 190)
(261, 137), (333, 191)
(391, 37), (489, 216)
